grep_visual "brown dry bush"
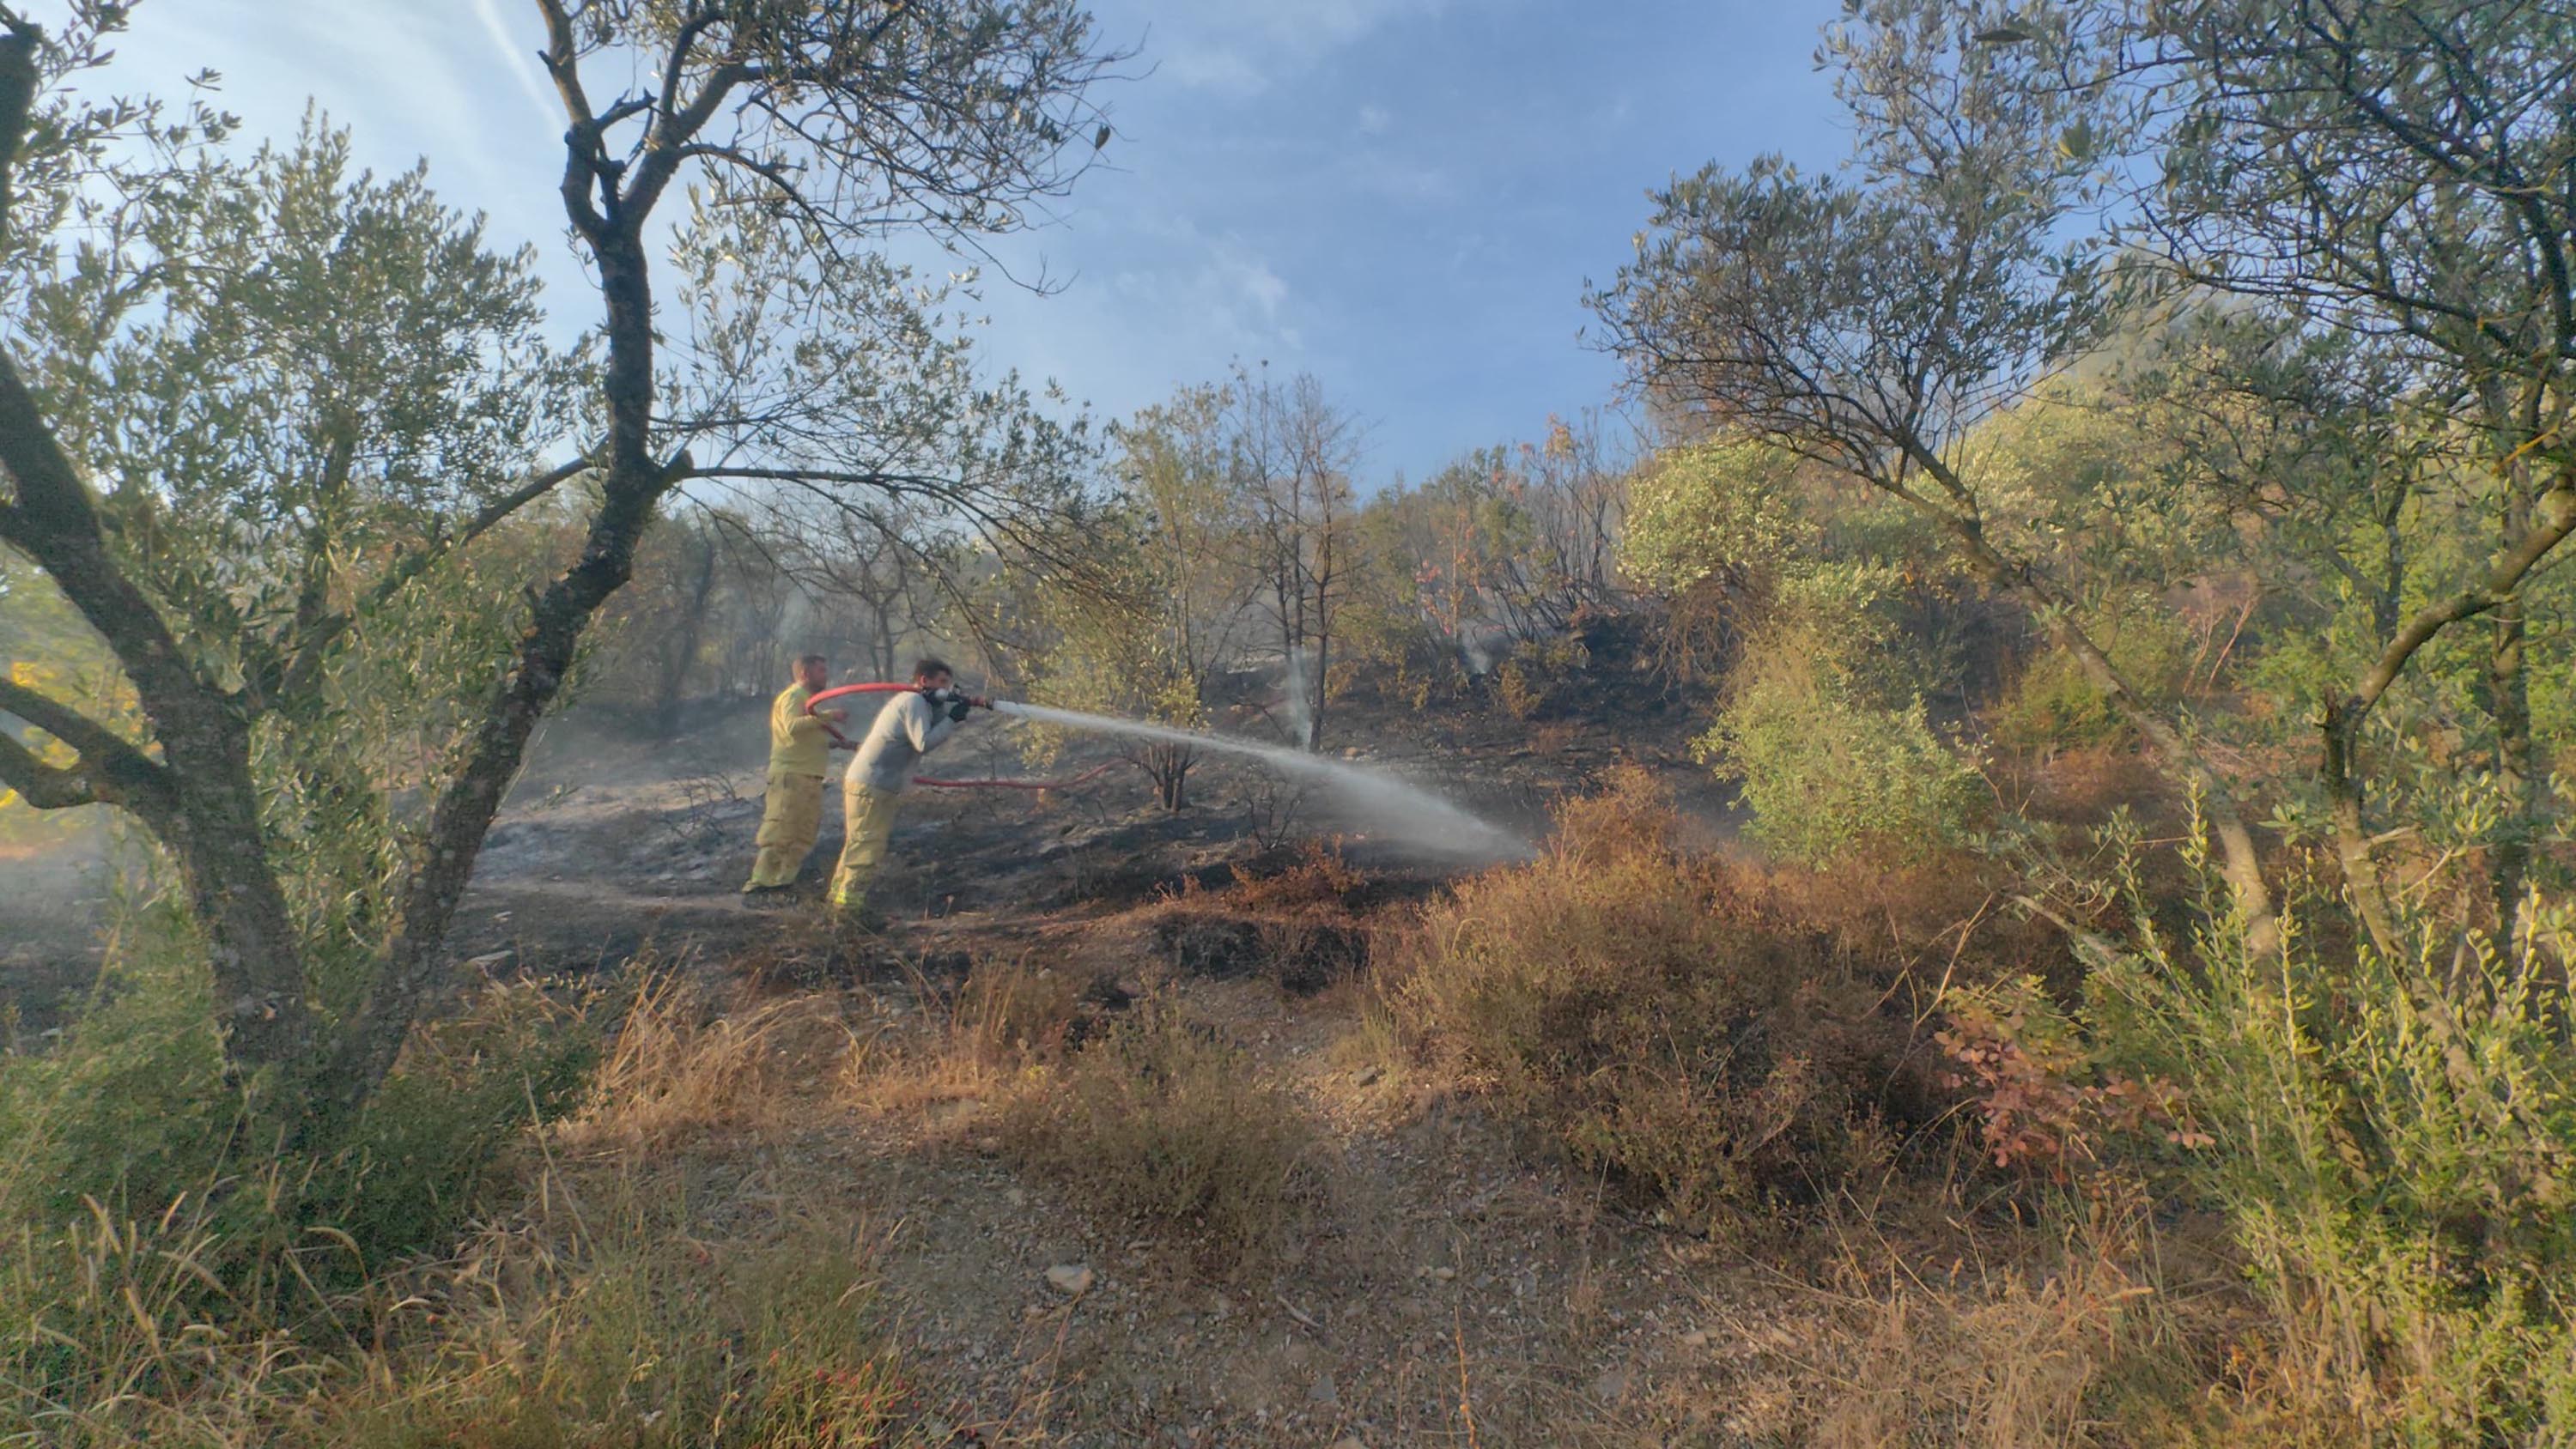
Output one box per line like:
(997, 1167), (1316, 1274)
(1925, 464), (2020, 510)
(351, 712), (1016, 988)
(1225, 837), (1367, 911)
(1384, 767), (1947, 1228)
(559, 973), (853, 1152)
(1807, 1252), (2181, 1448)
(1142, 840), (1381, 994)
(1000, 1007), (1319, 1270)
(841, 955), (1087, 1115)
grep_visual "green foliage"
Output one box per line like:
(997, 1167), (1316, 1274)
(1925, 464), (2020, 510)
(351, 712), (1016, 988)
(3, 107), (583, 1026)
(1697, 572), (1980, 865)
(0, 913), (234, 1228)
(1991, 602), (2196, 752)
(295, 984), (601, 1276)
(1959, 809), (2576, 1441)
(1617, 438), (1810, 599)
(1, 937), (600, 1321)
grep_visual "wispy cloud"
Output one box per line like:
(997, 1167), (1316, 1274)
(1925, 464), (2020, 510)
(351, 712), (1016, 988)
(1145, 0), (1450, 93)
(1161, 44), (1267, 93)
(471, 0), (565, 131)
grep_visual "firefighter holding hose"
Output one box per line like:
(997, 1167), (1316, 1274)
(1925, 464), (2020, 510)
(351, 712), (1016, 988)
(829, 657), (987, 930)
(740, 653), (849, 897)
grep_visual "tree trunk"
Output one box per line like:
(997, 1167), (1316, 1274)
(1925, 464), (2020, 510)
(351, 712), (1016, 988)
(653, 524), (720, 738)
(2321, 700), (2401, 956)
(2487, 593), (2537, 949)
(2482, 455), (2542, 954)
(159, 704), (318, 1079)
(327, 230), (675, 1112)
(0, 359), (319, 1084)
(1146, 743), (1192, 811)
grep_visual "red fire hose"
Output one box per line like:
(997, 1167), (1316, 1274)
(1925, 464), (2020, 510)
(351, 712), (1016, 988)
(805, 682), (919, 711)
(805, 681), (1104, 792)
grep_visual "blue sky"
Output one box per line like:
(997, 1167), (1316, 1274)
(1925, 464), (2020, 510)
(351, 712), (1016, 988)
(95, 0), (1845, 485)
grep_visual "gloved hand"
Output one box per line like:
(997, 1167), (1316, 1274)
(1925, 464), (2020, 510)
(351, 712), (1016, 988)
(946, 696), (973, 724)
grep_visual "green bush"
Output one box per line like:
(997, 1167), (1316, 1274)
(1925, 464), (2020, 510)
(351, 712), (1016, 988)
(1953, 813), (2576, 1443)
(1990, 603), (2196, 752)
(2, 946), (603, 1440)
(295, 982), (602, 1277)
(1699, 604), (1981, 866)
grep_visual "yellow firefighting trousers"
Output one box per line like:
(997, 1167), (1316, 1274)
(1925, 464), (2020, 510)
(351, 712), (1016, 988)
(742, 768), (826, 890)
(827, 781), (903, 912)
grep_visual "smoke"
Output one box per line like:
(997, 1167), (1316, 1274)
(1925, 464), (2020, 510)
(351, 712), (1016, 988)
(1282, 645), (1316, 752)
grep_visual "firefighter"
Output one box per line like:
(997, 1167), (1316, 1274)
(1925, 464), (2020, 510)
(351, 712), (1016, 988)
(741, 654), (848, 895)
(829, 656), (986, 928)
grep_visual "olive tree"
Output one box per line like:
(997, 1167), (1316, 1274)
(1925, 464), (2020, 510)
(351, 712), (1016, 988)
(0, 0), (1121, 1120)
(1588, 0), (2287, 939)
(2113, 0), (2576, 950)
(1031, 383), (1260, 809)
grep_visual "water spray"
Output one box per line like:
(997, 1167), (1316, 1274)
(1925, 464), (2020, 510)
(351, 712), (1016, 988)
(809, 681), (1526, 858)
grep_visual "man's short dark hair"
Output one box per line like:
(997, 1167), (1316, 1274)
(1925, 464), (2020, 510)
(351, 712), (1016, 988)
(795, 653), (828, 671)
(911, 656), (953, 682)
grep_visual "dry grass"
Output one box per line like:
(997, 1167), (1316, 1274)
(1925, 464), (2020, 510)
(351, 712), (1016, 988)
(2, 1139), (916, 1449)
(0, 962), (925, 1449)
(556, 973), (856, 1152)
(300, 1158), (910, 1449)
(1808, 1258), (2160, 1447)
(836, 955), (1086, 1118)
(999, 1005), (1320, 1272)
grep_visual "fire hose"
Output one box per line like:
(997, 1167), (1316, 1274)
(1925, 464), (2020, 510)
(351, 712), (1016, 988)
(805, 682), (1107, 792)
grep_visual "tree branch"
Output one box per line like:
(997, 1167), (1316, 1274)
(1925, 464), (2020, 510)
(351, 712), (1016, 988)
(534, 0), (611, 238)
(0, 730), (94, 808)
(2348, 469), (2576, 718)
(269, 454), (597, 705)
(0, 17), (35, 240)
(0, 676), (174, 821)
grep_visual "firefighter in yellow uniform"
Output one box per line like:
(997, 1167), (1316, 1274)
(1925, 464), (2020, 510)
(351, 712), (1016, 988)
(741, 654), (848, 894)
(829, 657), (984, 928)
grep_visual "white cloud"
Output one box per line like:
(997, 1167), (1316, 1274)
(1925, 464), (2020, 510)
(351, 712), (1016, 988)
(1229, 253), (1290, 319)
(1143, 0), (1453, 93)
(1161, 44), (1267, 94)
(1087, 221), (1304, 373)
(1357, 102), (1393, 135)
(471, 0), (565, 131)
